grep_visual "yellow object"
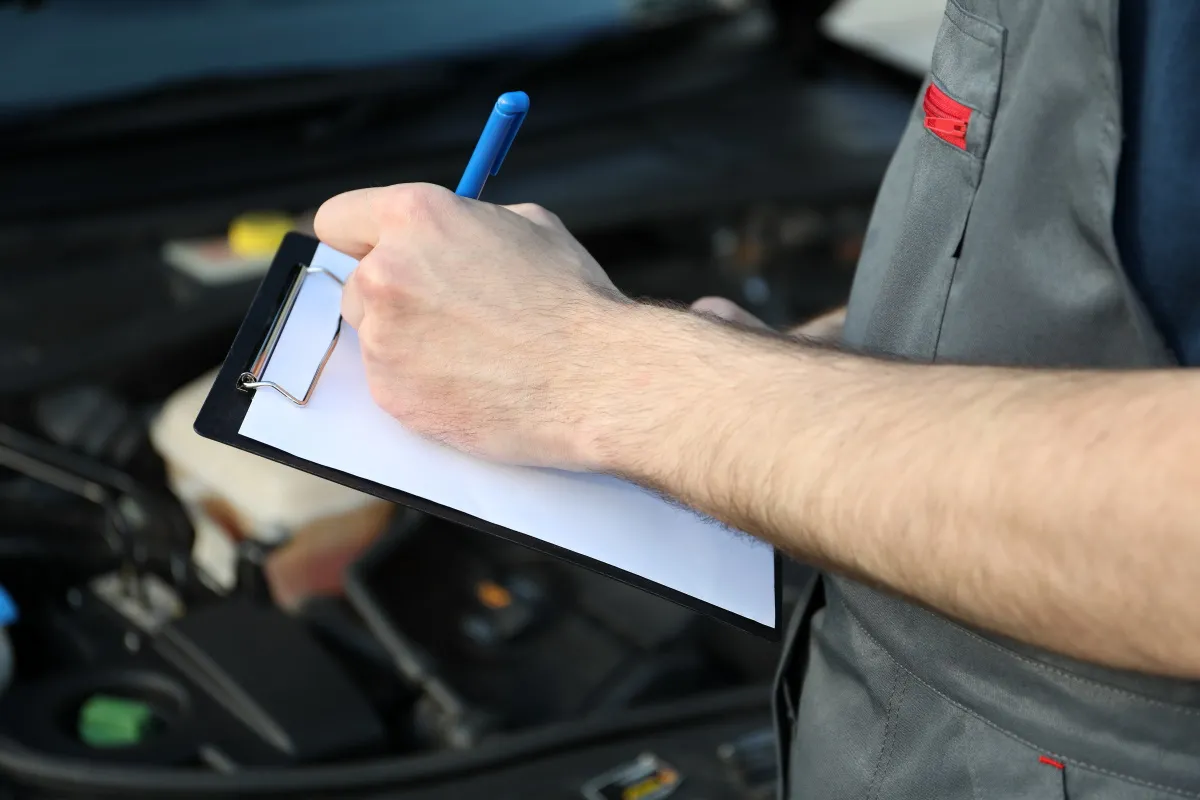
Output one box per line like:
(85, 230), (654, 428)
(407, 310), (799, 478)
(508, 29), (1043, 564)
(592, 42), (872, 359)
(623, 768), (680, 800)
(228, 212), (295, 258)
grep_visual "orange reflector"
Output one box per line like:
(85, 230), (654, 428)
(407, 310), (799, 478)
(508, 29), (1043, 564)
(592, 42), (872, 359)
(476, 581), (513, 609)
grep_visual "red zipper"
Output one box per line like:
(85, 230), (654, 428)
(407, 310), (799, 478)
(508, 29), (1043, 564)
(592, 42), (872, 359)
(924, 83), (970, 150)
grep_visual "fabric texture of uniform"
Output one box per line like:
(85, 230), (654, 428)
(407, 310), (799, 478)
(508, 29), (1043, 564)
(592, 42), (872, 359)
(776, 2), (1200, 798)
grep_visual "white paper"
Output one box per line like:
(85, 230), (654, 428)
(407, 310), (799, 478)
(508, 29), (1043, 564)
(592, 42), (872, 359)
(239, 244), (776, 628)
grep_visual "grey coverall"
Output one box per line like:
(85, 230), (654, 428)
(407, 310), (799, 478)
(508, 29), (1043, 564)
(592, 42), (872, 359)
(774, 3), (1200, 798)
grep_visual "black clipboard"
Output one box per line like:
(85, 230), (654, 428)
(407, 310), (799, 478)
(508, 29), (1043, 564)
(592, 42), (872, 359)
(195, 233), (782, 639)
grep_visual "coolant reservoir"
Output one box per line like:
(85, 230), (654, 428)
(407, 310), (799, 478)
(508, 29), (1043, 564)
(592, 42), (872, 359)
(150, 370), (393, 608)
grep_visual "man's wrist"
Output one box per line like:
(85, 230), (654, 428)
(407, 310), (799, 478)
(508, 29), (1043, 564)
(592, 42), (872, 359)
(569, 301), (805, 502)
(567, 302), (690, 476)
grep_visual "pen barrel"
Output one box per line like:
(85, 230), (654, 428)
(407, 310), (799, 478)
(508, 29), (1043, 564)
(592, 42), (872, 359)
(455, 113), (511, 198)
(455, 92), (528, 199)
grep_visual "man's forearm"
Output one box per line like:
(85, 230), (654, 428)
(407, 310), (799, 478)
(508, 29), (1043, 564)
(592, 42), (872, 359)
(314, 183), (1198, 677)
(588, 303), (1200, 678)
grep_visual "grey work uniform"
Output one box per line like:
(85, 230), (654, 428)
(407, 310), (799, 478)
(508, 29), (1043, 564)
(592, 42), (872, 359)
(774, 2), (1200, 798)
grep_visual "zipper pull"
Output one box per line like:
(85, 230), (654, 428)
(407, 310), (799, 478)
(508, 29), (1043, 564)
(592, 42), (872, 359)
(923, 83), (971, 149)
(925, 117), (968, 138)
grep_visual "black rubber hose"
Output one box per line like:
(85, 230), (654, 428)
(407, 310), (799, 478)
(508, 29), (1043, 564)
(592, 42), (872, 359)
(0, 684), (768, 798)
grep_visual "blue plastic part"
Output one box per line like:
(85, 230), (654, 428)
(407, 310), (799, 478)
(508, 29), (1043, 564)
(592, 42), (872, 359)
(491, 91), (530, 176)
(494, 90), (530, 116)
(0, 585), (15, 627)
(454, 91), (530, 199)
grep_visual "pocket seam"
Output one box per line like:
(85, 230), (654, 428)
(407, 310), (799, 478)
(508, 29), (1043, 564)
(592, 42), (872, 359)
(857, 3), (1002, 359)
(926, 3), (1002, 359)
(903, 600), (1200, 715)
(932, 253), (965, 360)
(944, 6), (1000, 49)
(945, 0), (1005, 48)
(934, 2), (1005, 124)
(865, 669), (910, 800)
(835, 591), (1200, 799)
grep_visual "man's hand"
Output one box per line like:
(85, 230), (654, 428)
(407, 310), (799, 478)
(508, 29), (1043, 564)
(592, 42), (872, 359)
(315, 182), (1200, 679)
(315, 183), (628, 468)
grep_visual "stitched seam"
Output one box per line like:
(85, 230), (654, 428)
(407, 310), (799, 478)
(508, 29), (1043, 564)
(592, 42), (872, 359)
(874, 679), (910, 799)
(930, 148), (984, 358)
(944, 0), (1004, 47)
(836, 594), (1200, 799)
(904, 602), (1200, 715)
(931, 178), (975, 360)
(944, 2), (1002, 49)
(865, 669), (906, 800)
(864, 670), (901, 800)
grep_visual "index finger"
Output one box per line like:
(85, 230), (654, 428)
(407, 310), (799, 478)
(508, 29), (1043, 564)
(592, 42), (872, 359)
(313, 186), (386, 259)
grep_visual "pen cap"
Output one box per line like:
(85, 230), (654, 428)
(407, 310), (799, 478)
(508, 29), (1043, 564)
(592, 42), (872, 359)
(490, 91), (529, 176)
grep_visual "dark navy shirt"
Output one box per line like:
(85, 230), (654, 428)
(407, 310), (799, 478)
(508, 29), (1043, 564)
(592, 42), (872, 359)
(1115, 1), (1200, 366)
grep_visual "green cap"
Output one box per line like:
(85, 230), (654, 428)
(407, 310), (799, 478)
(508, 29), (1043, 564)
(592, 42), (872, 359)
(78, 694), (156, 748)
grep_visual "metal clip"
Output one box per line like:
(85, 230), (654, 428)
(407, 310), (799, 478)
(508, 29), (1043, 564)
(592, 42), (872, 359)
(237, 264), (344, 406)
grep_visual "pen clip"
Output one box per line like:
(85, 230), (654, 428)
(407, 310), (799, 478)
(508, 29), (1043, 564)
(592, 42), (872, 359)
(490, 92), (529, 176)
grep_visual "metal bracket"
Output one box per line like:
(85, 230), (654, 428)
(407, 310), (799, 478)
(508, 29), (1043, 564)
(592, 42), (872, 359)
(237, 264), (344, 406)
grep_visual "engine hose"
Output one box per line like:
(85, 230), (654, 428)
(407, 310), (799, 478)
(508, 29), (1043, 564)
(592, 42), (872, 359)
(0, 684), (768, 798)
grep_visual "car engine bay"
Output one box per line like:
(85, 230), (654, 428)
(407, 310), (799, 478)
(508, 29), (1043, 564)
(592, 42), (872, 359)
(0, 4), (917, 797)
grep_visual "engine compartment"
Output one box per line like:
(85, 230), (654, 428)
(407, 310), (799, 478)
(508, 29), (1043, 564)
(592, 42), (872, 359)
(0, 195), (845, 795)
(0, 7), (915, 796)
(0, 203), (827, 781)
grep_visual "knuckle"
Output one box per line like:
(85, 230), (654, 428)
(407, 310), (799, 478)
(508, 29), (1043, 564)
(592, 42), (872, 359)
(356, 318), (395, 356)
(380, 182), (451, 223)
(507, 202), (539, 216)
(351, 260), (391, 300)
(355, 320), (381, 353)
(353, 257), (409, 304)
(511, 203), (561, 228)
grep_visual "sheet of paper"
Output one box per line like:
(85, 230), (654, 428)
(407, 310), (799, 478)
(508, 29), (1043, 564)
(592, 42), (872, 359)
(239, 244), (776, 628)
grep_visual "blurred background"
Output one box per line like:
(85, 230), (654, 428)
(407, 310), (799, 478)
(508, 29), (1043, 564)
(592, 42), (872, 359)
(0, 1), (937, 797)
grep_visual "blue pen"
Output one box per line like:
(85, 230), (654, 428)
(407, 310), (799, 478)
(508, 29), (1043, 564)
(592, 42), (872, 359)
(455, 91), (530, 199)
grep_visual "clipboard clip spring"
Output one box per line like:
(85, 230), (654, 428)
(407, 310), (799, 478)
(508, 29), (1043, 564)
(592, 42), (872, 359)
(237, 264), (344, 406)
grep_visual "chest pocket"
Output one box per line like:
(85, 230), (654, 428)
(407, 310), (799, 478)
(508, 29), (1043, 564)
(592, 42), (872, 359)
(855, 0), (1005, 360)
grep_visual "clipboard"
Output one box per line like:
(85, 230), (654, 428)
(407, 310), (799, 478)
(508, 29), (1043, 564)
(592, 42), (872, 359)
(195, 233), (782, 639)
